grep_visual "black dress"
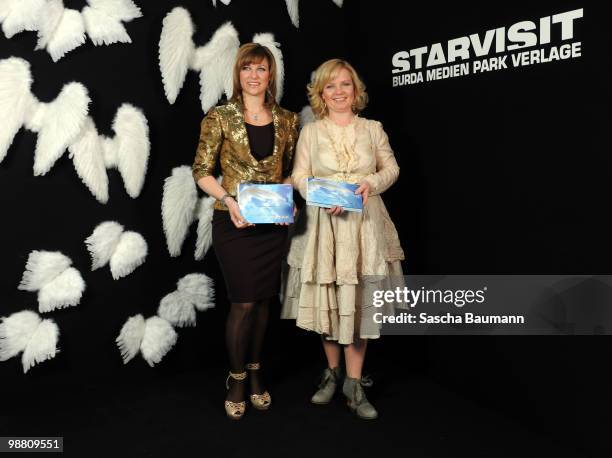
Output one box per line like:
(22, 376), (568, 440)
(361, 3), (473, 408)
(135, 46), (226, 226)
(212, 122), (289, 302)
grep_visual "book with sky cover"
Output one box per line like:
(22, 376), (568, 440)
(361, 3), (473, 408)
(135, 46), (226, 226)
(306, 178), (363, 212)
(237, 183), (294, 224)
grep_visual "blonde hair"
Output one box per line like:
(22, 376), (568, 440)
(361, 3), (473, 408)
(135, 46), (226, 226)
(231, 43), (278, 108)
(307, 59), (368, 119)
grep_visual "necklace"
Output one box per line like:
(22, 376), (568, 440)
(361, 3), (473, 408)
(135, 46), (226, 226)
(245, 106), (265, 122)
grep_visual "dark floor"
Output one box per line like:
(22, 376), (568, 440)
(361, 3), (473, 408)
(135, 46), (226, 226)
(1, 359), (586, 458)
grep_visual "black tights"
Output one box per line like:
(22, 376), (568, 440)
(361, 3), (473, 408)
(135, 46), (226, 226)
(225, 299), (269, 402)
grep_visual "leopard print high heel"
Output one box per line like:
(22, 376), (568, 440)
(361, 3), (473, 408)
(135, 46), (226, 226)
(246, 362), (271, 410)
(225, 371), (247, 420)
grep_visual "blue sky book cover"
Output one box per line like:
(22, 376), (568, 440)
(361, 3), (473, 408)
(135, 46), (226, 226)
(306, 178), (363, 212)
(237, 183), (294, 224)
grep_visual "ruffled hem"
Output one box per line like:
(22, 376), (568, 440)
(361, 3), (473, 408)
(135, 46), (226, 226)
(281, 261), (404, 344)
(282, 194), (405, 343)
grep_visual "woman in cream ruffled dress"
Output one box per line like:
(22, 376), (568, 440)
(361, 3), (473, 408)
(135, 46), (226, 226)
(282, 59), (404, 419)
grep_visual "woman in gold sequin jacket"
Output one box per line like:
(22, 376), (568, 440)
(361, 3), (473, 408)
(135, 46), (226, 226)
(192, 43), (298, 420)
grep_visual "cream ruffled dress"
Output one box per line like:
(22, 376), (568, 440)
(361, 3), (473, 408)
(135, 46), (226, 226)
(281, 116), (405, 344)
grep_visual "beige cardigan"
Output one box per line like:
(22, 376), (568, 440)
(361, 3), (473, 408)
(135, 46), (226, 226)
(291, 116), (400, 198)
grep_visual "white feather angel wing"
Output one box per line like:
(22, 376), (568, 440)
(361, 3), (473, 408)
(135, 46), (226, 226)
(17, 251), (84, 312)
(159, 15), (246, 112)
(0, 0), (44, 39)
(45, 8), (86, 62)
(38, 267), (85, 313)
(0, 57), (33, 164)
(85, 221), (124, 270)
(253, 33), (284, 102)
(177, 273), (215, 312)
(70, 104), (149, 203)
(21, 318), (59, 373)
(285, 0), (299, 28)
(18, 250), (72, 292)
(141, 316), (177, 367)
(109, 231), (147, 279)
(195, 196), (215, 260)
(162, 166), (198, 257)
(159, 7), (195, 104)
(116, 314), (145, 363)
(193, 21), (239, 112)
(0, 310), (58, 373)
(158, 291), (196, 328)
(30, 82), (90, 176)
(0, 310), (41, 361)
(109, 104), (149, 198)
(82, 0), (142, 46)
(68, 117), (109, 203)
(2, 0), (141, 60)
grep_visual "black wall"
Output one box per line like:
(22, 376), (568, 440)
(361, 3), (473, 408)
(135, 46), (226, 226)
(1, 1), (610, 454)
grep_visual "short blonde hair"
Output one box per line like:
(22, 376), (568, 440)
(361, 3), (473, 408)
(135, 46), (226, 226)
(231, 43), (278, 107)
(307, 59), (368, 119)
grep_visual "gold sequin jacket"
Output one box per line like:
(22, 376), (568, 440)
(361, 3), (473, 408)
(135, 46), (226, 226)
(192, 100), (299, 211)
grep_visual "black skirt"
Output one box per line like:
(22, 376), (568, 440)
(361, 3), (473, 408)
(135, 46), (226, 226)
(212, 210), (288, 302)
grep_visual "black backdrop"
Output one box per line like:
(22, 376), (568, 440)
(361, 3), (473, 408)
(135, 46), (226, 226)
(1, 1), (610, 455)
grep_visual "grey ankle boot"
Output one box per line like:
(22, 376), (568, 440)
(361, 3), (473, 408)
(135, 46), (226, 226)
(342, 377), (378, 420)
(311, 367), (343, 405)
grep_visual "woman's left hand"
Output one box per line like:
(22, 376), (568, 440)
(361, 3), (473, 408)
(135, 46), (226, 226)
(325, 205), (344, 216)
(354, 181), (370, 206)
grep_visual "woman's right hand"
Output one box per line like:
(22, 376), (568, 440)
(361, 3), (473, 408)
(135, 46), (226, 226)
(226, 197), (253, 229)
